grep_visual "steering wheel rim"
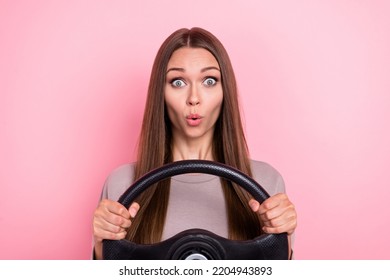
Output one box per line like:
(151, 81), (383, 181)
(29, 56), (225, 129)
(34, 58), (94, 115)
(102, 160), (289, 260)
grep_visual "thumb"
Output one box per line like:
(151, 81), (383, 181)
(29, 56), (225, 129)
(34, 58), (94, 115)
(128, 202), (140, 218)
(248, 199), (260, 212)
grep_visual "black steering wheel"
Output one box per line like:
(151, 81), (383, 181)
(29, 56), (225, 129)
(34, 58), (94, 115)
(102, 160), (289, 259)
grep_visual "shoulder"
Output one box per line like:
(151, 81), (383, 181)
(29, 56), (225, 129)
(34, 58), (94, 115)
(249, 159), (286, 196)
(100, 163), (136, 201)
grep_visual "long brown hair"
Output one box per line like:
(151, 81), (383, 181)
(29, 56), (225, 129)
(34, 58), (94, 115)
(126, 27), (261, 243)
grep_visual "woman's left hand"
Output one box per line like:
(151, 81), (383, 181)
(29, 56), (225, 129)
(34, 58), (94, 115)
(249, 193), (297, 235)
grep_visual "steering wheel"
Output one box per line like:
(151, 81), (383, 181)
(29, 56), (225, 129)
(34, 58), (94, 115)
(102, 160), (289, 260)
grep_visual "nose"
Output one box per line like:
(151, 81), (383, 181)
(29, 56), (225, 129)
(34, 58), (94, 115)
(187, 84), (200, 106)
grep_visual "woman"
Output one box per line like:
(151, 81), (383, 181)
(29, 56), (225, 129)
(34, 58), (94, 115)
(93, 27), (297, 260)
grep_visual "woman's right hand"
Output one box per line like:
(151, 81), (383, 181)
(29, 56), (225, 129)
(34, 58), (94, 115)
(93, 199), (139, 259)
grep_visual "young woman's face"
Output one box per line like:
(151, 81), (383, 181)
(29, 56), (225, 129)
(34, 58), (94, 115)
(165, 47), (223, 143)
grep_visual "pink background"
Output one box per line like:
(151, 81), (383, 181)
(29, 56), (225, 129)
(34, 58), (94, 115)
(1, 0), (389, 259)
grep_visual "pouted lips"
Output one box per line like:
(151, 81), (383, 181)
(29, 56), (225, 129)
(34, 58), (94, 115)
(186, 114), (202, 126)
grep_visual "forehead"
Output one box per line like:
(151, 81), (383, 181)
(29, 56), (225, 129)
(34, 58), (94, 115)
(167, 47), (219, 69)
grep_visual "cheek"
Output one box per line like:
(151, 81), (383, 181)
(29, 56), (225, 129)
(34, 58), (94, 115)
(164, 89), (175, 110)
(164, 93), (183, 122)
(210, 92), (224, 114)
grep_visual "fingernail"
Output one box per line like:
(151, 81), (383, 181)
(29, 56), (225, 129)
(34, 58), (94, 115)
(249, 201), (257, 210)
(129, 208), (137, 218)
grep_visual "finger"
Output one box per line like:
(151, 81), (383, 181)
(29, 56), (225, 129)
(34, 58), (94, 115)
(261, 210), (297, 234)
(266, 211), (295, 227)
(103, 199), (131, 219)
(129, 202), (140, 218)
(95, 201), (131, 228)
(100, 208), (130, 228)
(93, 223), (126, 243)
(94, 225), (128, 241)
(258, 193), (287, 215)
(259, 203), (291, 222)
(96, 222), (121, 236)
(249, 196), (289, 222)
(248, 199), (260, 212)
(260, 203), (296, 230)
(262, 219), (297, 235)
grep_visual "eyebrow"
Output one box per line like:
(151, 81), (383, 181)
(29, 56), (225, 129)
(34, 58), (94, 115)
(166, 66), (220, 74)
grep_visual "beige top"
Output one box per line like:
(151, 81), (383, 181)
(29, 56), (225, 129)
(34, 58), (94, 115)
(99, 160), (286, 240)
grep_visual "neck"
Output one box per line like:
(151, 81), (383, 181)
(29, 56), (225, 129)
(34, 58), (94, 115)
(171, 137), (214, 161)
